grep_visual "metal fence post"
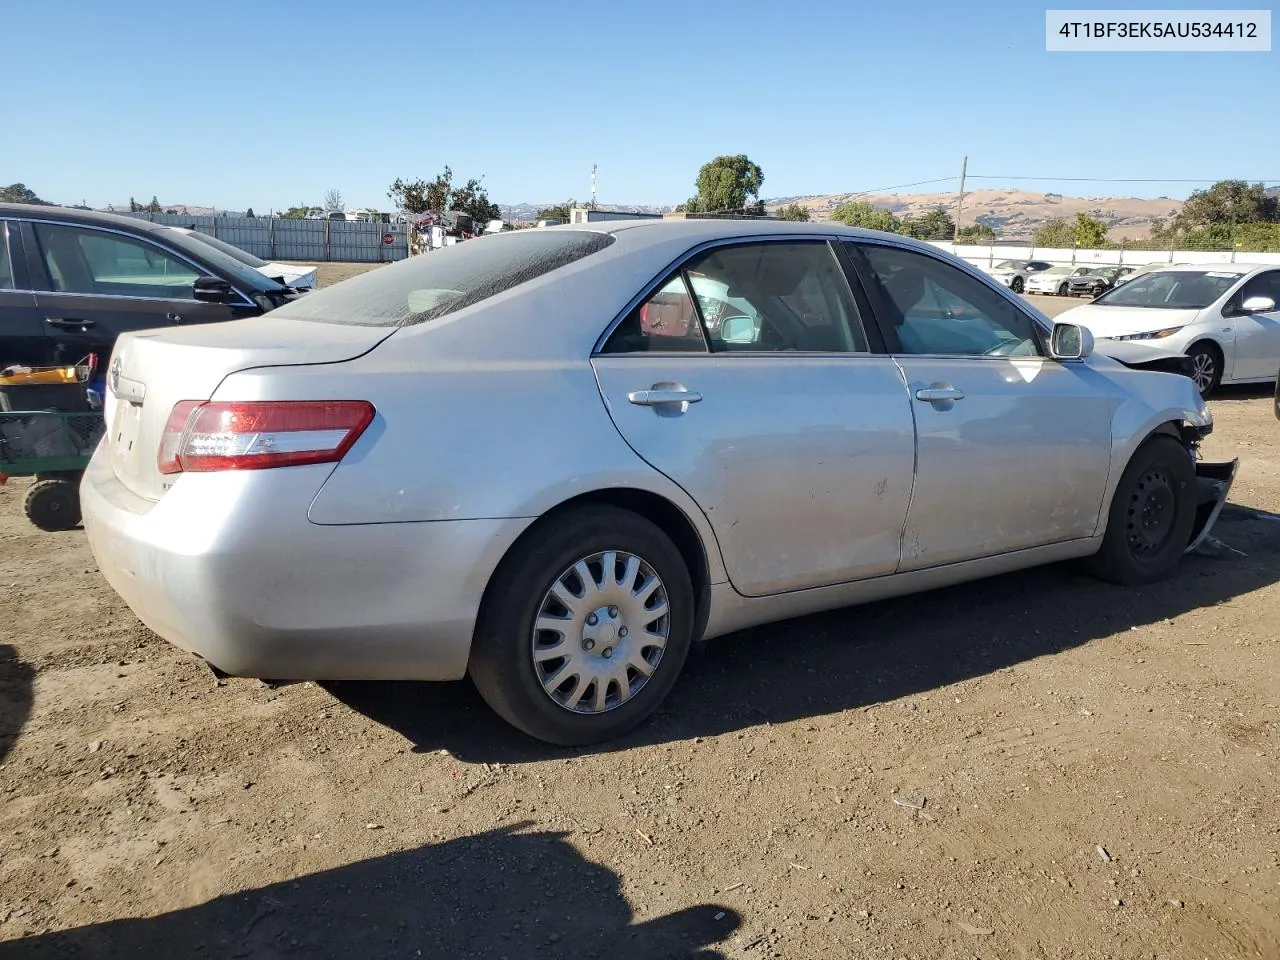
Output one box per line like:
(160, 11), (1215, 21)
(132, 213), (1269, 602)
(268, 217), (276, 260)
(325, 219), (331, 262)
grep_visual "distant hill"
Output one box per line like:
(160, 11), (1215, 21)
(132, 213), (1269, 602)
(764, 189), (1185, 240)
(93, 191), (1197, 239)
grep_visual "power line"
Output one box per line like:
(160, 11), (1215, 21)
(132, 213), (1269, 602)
(845, 176), (958, 195)
(968, 175), (1279, 183)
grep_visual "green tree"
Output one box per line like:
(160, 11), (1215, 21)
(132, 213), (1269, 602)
(1074, 212), (1108, 247)
(389, 167), (499, 221)
(146, 196), (162, 214)
(129, 196), (141, 212)
(900, 208), (955, 240)
(829, 200), (899, 233)
(955, 223), (995, 243)
(684, 155), (765, 215)
(773, 203), (811, 222)
(536, 203), (571, 221)
(283, 206), (310, 219)
(1174, 180), (1278, 230)
(1032, 217), (1076, 247)
(244, 207), (256, 219)
(0, 182), (47, 204)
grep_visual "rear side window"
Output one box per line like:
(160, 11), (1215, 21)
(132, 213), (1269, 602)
(278, 230), (616, 328)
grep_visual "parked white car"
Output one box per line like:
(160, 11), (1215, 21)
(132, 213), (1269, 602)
(1024, 265), (1095, 296)
(986, 259), (1053, 294)
(171, 228), (318, 291)
(1058, 264), (1280, 396)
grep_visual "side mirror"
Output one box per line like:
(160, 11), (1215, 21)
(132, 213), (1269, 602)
(1241, 295), (1277, 314)
(719, 315), (758, 344)
(193, 277), (233, 303)
(1050, 322), (1094, 360)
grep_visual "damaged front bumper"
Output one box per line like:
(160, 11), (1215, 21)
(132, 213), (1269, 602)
(1186, 458), (1239, 554)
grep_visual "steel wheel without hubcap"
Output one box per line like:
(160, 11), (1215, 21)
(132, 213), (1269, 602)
(532, 550), (670, 715)
(1125, 466), (1177, 558)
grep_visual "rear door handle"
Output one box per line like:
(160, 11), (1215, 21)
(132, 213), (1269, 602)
(914, 385), (964, 403)
(46, 317), (95, 328)
(627, 388), (703, 406)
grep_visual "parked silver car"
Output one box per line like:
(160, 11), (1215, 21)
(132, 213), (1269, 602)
(82, 221), (1235, 745)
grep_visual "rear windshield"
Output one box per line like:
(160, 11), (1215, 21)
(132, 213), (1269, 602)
(274, 230), (616, 327)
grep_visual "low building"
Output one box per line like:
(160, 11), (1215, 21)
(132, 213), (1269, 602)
(569, 207), (664, 224)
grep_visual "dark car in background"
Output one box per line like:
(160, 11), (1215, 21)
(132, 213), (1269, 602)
(1066, 265), (1136, 298)
(0, 204), (297, 369)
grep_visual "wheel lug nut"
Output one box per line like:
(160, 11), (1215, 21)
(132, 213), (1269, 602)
(602, 647), (613, 659)
(583, 639), (595, 651)
(618, 627), (628, 638)
(608, 606), (618, 617)
(586, 613), (598, 626)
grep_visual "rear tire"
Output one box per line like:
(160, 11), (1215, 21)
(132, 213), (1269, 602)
(1087, 436), (1196, 586)
(1056, 283), (1068, 296)
(1186, 341), (1222, 398)
(1011, 277), (1025, 294)
(470, 506), (695, 745)
(24, 479), (81, 532)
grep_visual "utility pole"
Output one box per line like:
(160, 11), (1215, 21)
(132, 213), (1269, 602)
(952, 155), (968, 243)
(590, 163), (597, 209)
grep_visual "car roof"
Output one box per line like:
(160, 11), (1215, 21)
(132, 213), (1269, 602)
(544, 217), (952, 258)
(1141, 262), (1272, 274)
(0, 202), (183, 236)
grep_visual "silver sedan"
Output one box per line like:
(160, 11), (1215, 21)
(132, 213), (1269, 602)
(82, 221), (1236, 745)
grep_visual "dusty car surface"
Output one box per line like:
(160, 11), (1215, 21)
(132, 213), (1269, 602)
(82, 220), (1236, 745)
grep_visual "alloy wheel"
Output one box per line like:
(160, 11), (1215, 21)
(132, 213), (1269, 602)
(1190, 351), (1216, 394)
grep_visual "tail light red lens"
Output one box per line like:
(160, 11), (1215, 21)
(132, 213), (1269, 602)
(157, 401), (375, 475)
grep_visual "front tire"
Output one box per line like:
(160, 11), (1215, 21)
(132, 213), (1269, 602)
(1087, 436), (1196, 586)
(1186, 341), (1222, 398)
(470, 506), (695, 745)
(1011, 276), (1025, 294)
(1057, 283), (1068, 296)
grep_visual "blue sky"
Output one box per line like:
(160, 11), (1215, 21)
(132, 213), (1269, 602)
(7, 0), (1278, 211)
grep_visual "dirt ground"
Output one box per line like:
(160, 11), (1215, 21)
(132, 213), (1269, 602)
(1, 286), (1277, 960)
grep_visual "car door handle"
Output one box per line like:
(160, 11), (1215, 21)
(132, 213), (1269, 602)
(914, 385), (964, 403)
(46, 317), (95, 328)
(627, 388), (703, 406)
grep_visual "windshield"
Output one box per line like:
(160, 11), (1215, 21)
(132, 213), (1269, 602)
(273, 229), (615, 327)
(181, 230), (269, 269)
(1093, 270), (1243, 309)
(993, 260), (1025, 270)
(1041, 266), (1071, 276)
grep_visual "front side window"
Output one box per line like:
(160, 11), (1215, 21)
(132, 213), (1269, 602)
(601, 241), (869, 354)
(1235, 271), (1280, 310)
(855, 244), (1043, 357)
(33, 223), (201, 299)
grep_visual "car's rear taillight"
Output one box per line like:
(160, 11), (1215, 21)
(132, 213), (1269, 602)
(157, 401), (374, 475)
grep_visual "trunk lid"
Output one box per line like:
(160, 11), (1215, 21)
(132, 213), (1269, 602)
(104, 316), (393, 501)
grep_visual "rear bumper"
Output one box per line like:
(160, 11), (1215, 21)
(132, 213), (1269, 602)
(80, 452), (532, 681)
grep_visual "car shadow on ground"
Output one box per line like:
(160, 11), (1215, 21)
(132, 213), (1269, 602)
(0, 644), (33, 764)
(328, 505), (1280, 765)
(6, 823), (742, 960)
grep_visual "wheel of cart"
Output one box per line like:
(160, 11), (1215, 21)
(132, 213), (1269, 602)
(0, 411), (104, 531)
